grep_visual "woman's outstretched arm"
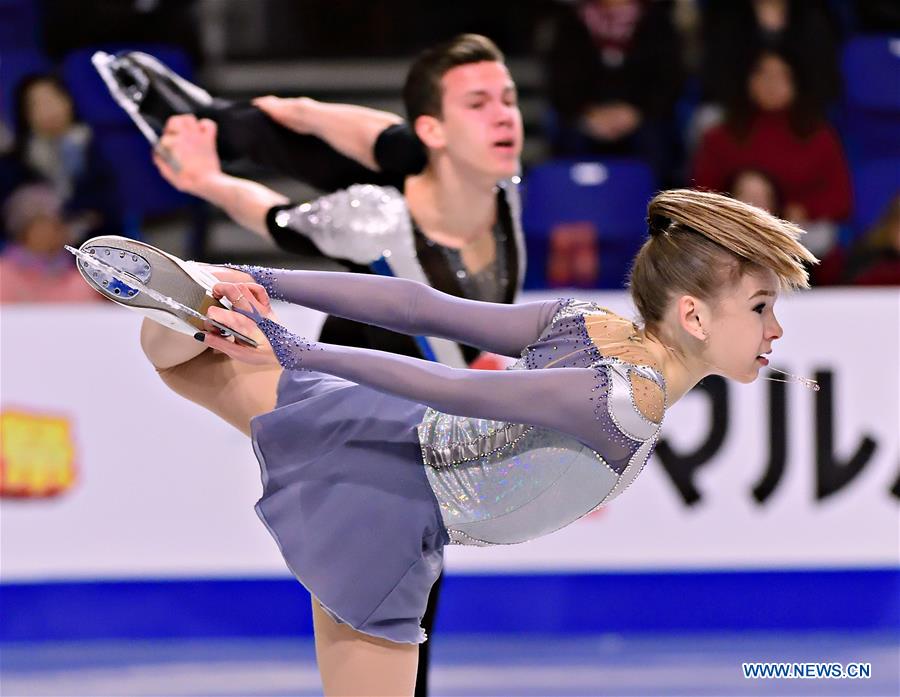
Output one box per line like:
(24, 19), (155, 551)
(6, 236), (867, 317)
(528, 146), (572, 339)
(225, 268), (561, 358)
(203, 287), (609, 452)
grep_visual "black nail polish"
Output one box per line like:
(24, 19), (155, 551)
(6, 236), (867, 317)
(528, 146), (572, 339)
(193, 332), (205, 342)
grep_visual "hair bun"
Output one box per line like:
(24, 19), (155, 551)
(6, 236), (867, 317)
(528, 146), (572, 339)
(648, 213), (671, 237)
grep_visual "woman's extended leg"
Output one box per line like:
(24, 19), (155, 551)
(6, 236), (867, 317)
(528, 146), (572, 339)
(141, 313), (280, 437)
(139, 264), (280, 435)
(311, 597), (419, 696)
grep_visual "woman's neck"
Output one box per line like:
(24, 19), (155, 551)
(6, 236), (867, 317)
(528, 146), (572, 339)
(638, 329), (710, 404)
(404, 161), (497, 248)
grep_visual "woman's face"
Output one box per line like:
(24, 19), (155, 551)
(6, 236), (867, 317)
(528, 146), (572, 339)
(24, 81), (74, 137)
(748, 54), (795, 112)
(701, 269), (784, 384)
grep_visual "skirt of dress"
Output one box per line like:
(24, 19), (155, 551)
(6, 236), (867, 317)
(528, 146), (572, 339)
(250, 368), (448, 644)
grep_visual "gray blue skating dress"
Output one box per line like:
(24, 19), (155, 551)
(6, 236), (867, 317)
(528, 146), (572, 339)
(239, 266), (666, 644)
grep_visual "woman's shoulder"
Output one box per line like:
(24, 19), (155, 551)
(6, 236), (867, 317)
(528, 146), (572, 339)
(548, 299), (634, 328)
(581, 310), (660, 370)
(549, 300), (663, 370)
(581, 308), (666, 424)
(535, 300), (666, 425)
(548, 297), (611, 323)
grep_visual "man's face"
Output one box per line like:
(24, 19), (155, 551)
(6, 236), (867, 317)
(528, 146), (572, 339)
(434, 61), (523, 180)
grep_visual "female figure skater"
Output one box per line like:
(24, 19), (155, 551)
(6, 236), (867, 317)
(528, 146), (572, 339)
(76, 188), (815, 695)
(108, 37), (526, 693)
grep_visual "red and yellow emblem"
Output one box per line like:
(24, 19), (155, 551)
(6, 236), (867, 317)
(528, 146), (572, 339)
(0, 409), (78, 497)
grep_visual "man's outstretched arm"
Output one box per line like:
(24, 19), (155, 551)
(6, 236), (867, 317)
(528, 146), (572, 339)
(252, 96), (407, 173)
(154, 115), (288, 239)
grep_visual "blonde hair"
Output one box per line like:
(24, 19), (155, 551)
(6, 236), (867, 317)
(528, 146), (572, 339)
(628, 189), (818, 328)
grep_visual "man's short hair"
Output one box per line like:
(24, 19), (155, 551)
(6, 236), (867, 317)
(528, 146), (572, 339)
(403, 34), (505, 123)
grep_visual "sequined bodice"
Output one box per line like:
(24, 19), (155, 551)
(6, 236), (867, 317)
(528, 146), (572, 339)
(418, 300), (665, 546)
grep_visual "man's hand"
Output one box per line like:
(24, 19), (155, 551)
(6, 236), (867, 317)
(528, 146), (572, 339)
(253, 95), (316, 135)
(153, 115), (223, 195)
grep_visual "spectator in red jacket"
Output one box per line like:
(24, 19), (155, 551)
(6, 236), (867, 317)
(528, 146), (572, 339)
(691, 47), (851, 255)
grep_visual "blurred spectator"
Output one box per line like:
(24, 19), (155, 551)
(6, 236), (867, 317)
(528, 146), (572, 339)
(816, 194), (900, 286)
(0, 183), (100, 303)
(700, 0), (841, 114)
(691, 48), (852, 256)
(541, 0), (682, 182)
(1, 74), (120, 242)
(727, 168), (783, 215)
(726, 167), (827, 281)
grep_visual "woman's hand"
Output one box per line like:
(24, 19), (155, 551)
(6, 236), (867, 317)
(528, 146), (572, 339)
(153, 115), (223, 195)
(200, 282), (280, 366)
(200, 265), (256, 285)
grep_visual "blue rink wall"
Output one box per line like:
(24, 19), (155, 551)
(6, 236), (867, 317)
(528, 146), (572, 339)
(3, 569), (899, 641)
(2, 292), (899, 643)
